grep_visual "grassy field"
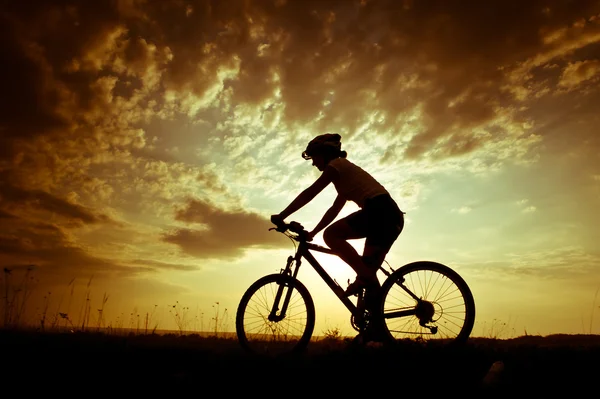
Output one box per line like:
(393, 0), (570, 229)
(2, 329), (599, 396)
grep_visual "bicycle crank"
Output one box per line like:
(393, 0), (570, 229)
(349, 290), (366, 332)
(350, 314), (363, 332)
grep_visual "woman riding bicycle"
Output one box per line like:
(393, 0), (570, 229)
(271, 133), (404, 296)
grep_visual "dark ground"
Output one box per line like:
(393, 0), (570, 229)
(1, 330), (599, 396)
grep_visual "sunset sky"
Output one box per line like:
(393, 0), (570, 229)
(1, 0), (599, 337)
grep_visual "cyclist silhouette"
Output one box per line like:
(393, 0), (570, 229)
(271, 133), (404, 297)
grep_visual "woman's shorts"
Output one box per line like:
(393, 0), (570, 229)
(343, 194), (404, 249)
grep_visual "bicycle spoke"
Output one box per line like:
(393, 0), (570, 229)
(432, 279), (454, 302)
(386, 290), (416, 309)
(426, 270), (437, 300)
(435, 291), (464, 304)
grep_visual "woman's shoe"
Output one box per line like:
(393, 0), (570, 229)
(345, 275), (379, 296)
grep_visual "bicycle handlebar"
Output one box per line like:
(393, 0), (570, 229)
(270, 221), (310, 241)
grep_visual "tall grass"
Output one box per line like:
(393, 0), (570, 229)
(96, 292), (109, 331)
(1, 268), (233, 337)
(211, 302), (229, 337)
(50, 278), (75, 329)
(170, 301), (190, 334)
(589, 285), (600, 334)
(1, 266), (36, 328)
(479, 317), (519, 339)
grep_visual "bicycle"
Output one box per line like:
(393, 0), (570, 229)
(236, 221), (476, 356)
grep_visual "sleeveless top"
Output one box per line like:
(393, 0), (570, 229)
(327, 157), (388, 208)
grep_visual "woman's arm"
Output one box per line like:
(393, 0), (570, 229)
(277, 166), (337, 220)
(309, 194), (346, 238)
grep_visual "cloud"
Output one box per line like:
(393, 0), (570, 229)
(162, 198), (284, 259)
(516, 199), (537, 213)
(507, 246), (600, 281)
(558, 60), (600, 90)
(452, 206), (472, 214)
(2, 1), (598, 188)
(458, 246), (600, 284)
(128, 259), (199, 272)
(0, 209), (17, 219)
(0, 181), (112, 226)
(0, 217), (134, 281)
(0, 12), (71, 140)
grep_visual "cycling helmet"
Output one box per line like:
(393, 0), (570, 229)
(302, 133), (342, 160)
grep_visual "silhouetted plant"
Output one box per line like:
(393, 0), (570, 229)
(51, 278), (75, 330)
(144, 304), (160, 334)
(481, 318), (517, 339)
(1, 265), (36, 328)
(210, 302), (229, 337)
(96, 293), (109, 331)
(39, 292), (51, 331)
(59, 312), (74, 330)
(589, 285), (600, 334)
(322, 326), (342, 341)
(77, 276), (94, 330)
(169, 301), (191, 334)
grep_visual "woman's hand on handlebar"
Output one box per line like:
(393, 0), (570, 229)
(269, 215), (314, 241)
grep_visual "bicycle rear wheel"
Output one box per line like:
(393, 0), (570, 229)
(236, 274), (315, 356)
(380, 261), (475, 345)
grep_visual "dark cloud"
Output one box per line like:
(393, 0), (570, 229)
(163, 198), (284, 259)
(129, 259), (199, 272)
(127, 0), (600, 158)
(0, 14), (69, 140)
(0, 218), (132, 281)
(0, 181), (111, 226)
(0, 209), (16, 219)
(2, 0), (599, 161)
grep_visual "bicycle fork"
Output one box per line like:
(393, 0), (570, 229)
(268, 256), (296, 322)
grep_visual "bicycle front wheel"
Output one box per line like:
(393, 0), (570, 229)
(380, 261), (475, 345)
(236, 274), (315, 356)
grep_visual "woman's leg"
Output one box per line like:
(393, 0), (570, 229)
(362, 196), (405, 269)
(323, 219), (374, 279)
(362, 245), (390, 270)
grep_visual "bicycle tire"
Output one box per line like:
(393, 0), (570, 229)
(236, 274), (315, 356)
(379, 261), (475, 346)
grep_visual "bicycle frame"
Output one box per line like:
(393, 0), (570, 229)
(274, 238), (394, 319)
(274, 240), (431, 327)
